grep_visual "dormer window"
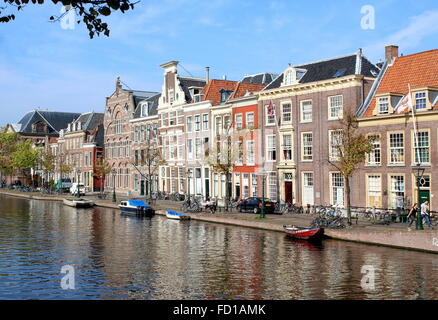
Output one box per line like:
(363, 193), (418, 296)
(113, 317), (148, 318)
(282, 66), (306, 87)
(193, 94), (204, 102)
(378, 97), (389, 114)
(140, 102), (149, 117)
(415, 92), (427, 110)
(220, 89), (232, 103)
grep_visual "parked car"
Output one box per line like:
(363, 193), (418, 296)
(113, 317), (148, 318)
(56, 178), (72, 193)
(236, 197), (276, 214)
(70, 183), (85, 196)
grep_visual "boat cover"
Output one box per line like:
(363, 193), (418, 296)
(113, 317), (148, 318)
(126, 200), (150, 207)
(166, 209), (187, 216)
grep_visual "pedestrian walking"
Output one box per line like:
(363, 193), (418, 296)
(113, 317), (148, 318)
(407, 203), (418, 230)
(421, 200), (433, 229)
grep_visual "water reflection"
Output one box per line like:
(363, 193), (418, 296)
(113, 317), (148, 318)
(0, 194), (437, 299)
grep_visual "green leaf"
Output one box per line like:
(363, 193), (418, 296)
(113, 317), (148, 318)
(98, 6), (111, 16)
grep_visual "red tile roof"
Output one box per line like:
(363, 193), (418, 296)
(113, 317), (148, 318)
(229, 82), (265, 100)
(363, 49), (438, 117)
(200, 79), (238, 106)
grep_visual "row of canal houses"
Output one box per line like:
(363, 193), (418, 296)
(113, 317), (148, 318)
(7, 45), (438, 211)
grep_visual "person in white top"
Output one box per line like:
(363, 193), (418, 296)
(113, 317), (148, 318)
(420, 200), (433, 229)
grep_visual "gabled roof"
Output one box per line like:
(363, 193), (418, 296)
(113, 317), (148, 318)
(178, 76), (207, 103)
(133, 93), (161, 119)
(263, 52), (380, 91)
(14, 110), (81, 134)
(199, 79), (238, 105)
(229, 82), (265, 100)
(361, 49), (438, 117)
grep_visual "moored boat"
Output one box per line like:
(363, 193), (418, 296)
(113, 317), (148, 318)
(119, 200), (155, 216)
(63, 198), (95, 208)
(166, 209), (191, 220)
(283, 225), (324, 240)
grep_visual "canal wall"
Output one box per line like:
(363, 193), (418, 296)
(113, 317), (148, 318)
(1, 190), (437, 254)
(325, 229), (438, 253)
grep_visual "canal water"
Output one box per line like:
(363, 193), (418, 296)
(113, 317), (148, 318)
(0, 194), (437, 300)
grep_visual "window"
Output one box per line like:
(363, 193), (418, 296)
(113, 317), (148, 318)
(302, 132), (313, 161)
(115, 119), (122, 134)
(246, 140), (255, 165)
(187, 139), (193, 160)
(246, 112), (254, 128)
(202, 114), (209, 130)
(236, 140), (243, 165)
(161, 113), (167, 127)
(235, 114), (243, 130)
(329, 95), (343, 119)
(215, 116), (222, 135)
(169, 111), (176, 126)
(282, 134), (292, 160)
(251, 173), (258, 197)
(186, 116), (193, 132)
(266, 135), (276, 161)
(266, 104), (276, 125)
(195, 138), (202, 159)
(168, 89), (174, 104)
(282, 103), (291, 123)
(378, 97), (389, 114)
(194, 115), (201, 131)
(367, 175), (381, 208)
(177, 135), (184, 160)
(268, 172), (277, 201)
(284, 70), (293, 86)
(329, 130), (342, 161)
(389, 133), (404, 164)
(413, 131), (430, 163)
(177, 110), (184, 125)
(301, 100), (312, 122)
(415, 92), (427, 110)
(331, 172), (344, 207)
(242, 173), (249, 198)
(367, 134), (381, 165)
(389, 175), (404, 209)
(141, 103), (149, 117)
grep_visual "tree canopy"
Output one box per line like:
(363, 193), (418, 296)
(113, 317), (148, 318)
(0, 0), (138, 38)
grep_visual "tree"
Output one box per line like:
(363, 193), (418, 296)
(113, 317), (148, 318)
(39, 149), (56, 188)
(327, 109), (373, 224)
(0, 0), (138, 38)
(131, 131), (165, 202)
(11, 139), (40, 185)
(207, 119), (242, 211)
(0, 128), (19, 183)
(94, 158), (112, 196)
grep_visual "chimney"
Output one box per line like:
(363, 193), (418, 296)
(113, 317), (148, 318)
(385, 45), (399, 62)
(223, 75), (227, 80)
(116, 76), (121, 89)
(205, 67), (210, 83)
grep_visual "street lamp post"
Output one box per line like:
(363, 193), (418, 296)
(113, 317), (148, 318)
(112, 168), (117, 203)
(187, 169), (192, 206)
(412, 163), (424, 230)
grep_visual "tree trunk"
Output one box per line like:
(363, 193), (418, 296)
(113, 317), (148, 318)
(345, 177), (351, 225)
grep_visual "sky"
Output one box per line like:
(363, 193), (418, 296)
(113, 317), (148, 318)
(1, 0), (437, 126)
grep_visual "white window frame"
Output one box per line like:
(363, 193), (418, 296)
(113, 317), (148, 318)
(246, 112), (254, 128)
(235, 113), (243, 130)
(301, 132), (313, 161)
(328, 95), (343, 120)
(388, 131), (405, 165)
(266, 135), (276, 161)
(281, 102), (292, 124)
(300, 100), (312, 123)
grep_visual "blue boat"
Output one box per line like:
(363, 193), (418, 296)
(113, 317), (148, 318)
(166, 209), (191, 220)
(119, 200), (155, 216)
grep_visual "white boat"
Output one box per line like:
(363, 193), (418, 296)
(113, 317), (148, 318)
(63, 198), (95, 208)
(119, 200), (155, 216)
(166, 209), (191, 220)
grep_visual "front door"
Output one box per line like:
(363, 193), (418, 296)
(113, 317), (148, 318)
(284, 181), (293, 203)
(419, 189), (430, 206)
(235, 185), (241, 200)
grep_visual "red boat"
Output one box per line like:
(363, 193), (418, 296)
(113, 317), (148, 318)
(283, 225), (324, 240)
